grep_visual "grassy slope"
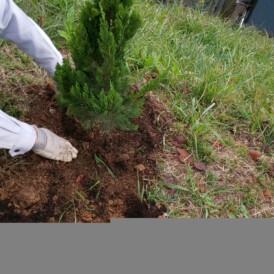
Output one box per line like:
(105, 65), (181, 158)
(130, 1), (274, 218)
(2, 0), (273, 218)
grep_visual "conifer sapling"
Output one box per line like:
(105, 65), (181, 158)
(54, 0), (144, 132)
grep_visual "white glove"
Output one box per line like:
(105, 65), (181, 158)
(32, 126), (78, 162)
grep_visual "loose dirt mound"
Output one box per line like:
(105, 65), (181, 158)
(0, 84), (172, 222)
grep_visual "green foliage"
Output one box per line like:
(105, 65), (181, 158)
(55, 0), (144, 131)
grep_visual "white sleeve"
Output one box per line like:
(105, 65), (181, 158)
(0, 0), (62, 76)
(0, 110), (36, 157)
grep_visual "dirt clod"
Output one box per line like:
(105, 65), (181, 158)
(11, 186), (41, 209)
(134, 164), (146, 172)
(114, 154), (130, 163)
(108, 200), (114, 205)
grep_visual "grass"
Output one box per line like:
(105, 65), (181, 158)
(1, 0), (273, 218)
(129, 0), (274, 217)
(0, 150), (28, 181)
(58, 176), (99, 223)
(94, 154), (116, 179)
(132, 1), (273, 141)
(15, 0), (82, 47)
(137, 170), (146, 202)
(0, 40), (46, 117)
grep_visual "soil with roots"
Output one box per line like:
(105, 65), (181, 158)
(0, 84), (173, 223)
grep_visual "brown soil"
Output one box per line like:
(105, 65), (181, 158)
(0, 84), (173, 222)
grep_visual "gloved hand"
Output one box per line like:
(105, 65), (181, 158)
(32, 126), (78, 162)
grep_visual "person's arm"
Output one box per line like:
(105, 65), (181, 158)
(0, 110), (36, 157)
(0, 1), (78, 162)
(0, 110), (78, 162)
(0, 0), (62, 76)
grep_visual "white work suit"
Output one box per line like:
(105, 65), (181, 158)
(0, 0), (62, 157)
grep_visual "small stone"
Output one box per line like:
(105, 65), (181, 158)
(134, 164), (146, 172)
(114, 154), (130, 163)
(116, 199), (124, 206)
(49, 108), (56, 114)
(108, 200), (114, 205)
